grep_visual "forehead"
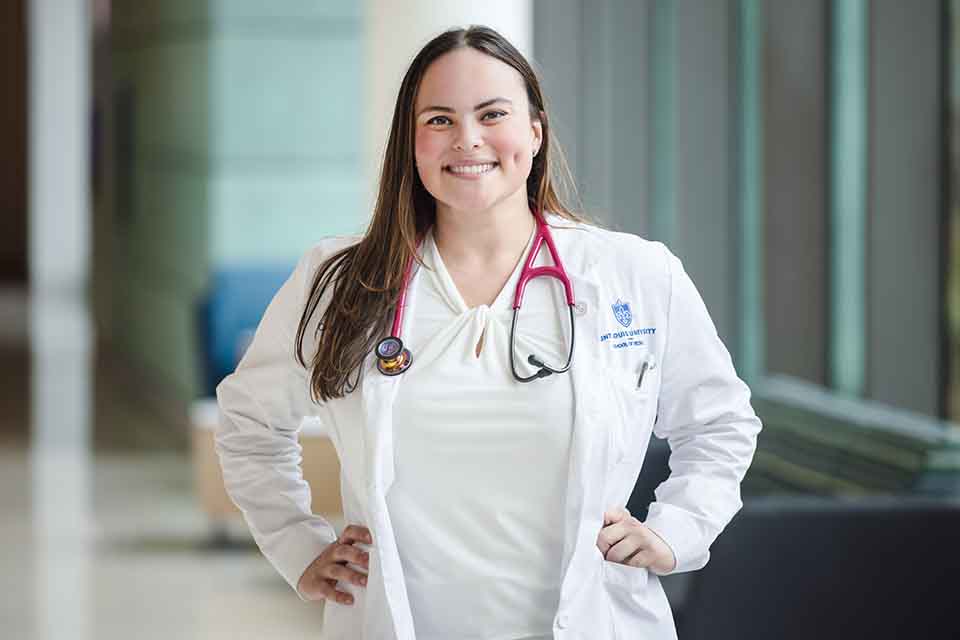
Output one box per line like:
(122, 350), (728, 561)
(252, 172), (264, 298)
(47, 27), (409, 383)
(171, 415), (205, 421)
(415, 48), (527, 108)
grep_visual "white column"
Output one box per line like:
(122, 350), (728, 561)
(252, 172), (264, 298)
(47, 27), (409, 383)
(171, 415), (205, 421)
(29, 0), (92, 295)
(28, 1), (94, 639)
(363, 0), (533, 218)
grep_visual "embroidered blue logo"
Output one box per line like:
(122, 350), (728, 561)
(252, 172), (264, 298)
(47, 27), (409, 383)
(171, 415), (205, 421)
(611, 298), (632, 328)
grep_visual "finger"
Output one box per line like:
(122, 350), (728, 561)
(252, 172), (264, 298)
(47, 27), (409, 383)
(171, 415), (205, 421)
(597, 520), (628, 554)
(340, 524), (373, 546)
(307, 576), (357, 605)
(321, 581), (356, 606)
(302, 577), (353, 605)
(603, 506), (631, 526)
(326, 563), (369, 588)
(333, 543), (370, 567)
(605, 536), (645, 564)
(596, 516), (641, 553)
(623, 548), (655, 569)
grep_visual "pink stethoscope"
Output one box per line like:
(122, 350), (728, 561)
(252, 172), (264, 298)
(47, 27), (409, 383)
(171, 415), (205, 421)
(375, 208), (577, 382)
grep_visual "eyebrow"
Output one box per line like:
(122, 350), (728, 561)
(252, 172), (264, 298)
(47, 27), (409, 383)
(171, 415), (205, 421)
(417, 97), (514, 117)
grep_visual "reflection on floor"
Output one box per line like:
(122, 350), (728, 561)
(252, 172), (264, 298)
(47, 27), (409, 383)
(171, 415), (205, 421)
(0, 286), (328, 640)
(1, 450), (328, 640)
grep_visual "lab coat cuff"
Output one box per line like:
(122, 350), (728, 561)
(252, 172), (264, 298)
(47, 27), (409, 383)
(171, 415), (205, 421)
(643, 502), (710, 575)
(273, 519), (339, 601)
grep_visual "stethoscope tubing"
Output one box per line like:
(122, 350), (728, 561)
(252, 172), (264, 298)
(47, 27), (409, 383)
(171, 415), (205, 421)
(375, 236), (422, 376)
(509, 302), (576, 382)
(376, 208), (576, 380)
(390, 237), (420, 339)
(512, 212), (575, 309)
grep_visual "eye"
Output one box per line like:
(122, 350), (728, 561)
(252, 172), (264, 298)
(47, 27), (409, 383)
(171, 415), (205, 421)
(426, 115), (451, 126)
(482, 110), (507, 121)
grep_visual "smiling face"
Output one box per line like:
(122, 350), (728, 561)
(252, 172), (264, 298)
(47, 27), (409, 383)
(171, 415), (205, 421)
(413, 47), (543, 220)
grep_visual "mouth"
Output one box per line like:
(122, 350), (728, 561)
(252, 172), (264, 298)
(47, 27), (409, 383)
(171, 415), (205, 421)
(443, 162), (500, 176)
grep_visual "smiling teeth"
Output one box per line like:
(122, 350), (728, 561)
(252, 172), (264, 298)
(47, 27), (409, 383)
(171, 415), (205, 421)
(448, 163), (497, 174)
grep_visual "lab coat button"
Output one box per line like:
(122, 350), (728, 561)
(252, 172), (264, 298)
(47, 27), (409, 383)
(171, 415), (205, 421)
(556, 613), (570, 628)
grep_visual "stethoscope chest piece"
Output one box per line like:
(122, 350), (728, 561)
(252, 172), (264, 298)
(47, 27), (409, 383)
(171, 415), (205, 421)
(376, 336), (412, 376)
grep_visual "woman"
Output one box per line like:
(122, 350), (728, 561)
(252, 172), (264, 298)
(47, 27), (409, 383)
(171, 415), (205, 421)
(216, 25), (761, 640)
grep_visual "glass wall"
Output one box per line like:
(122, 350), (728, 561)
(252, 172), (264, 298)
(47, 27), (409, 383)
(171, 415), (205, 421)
(535, 0), (959, 496)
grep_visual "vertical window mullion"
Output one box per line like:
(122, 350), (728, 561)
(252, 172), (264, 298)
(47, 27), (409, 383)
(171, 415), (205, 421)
(829, 0), (868, 396)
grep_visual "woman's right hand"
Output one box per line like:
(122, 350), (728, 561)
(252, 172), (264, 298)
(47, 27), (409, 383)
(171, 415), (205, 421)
(296, 524), (372, 605)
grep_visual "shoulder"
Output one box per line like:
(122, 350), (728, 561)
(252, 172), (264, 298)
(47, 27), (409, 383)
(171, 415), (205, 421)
(301, 234), (364, 269)
(298, 233), (364, 274)
(545, 212), (676, 285)
(287, 233), (364, 300)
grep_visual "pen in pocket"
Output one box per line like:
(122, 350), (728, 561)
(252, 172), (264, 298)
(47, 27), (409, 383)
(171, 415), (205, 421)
(636, 355), (656, 389)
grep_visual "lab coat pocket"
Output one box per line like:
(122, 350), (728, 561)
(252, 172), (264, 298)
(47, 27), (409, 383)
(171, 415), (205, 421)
(320, 600), (361, 640)
(602, 558), (649, 592)
(602, 561), (677, 640)
(608, 357), (660, 465)
(318, 555), (369, 639)
(320, 595), (362, 639)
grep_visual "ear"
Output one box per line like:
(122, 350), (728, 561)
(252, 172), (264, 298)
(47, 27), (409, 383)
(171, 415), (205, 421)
(532, 110), (545, 150)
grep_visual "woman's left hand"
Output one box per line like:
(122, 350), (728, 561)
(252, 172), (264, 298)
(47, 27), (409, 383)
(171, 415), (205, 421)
(596, 507), (677, 575)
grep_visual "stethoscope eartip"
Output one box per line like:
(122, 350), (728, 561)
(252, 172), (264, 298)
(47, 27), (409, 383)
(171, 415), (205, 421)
(527, 354), (554, 379)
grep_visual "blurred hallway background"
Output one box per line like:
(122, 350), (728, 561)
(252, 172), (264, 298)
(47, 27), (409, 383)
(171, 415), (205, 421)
(2, 1), (959, 639)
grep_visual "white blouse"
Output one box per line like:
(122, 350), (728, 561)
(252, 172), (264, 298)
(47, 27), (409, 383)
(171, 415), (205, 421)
(385, 223), (575, 640)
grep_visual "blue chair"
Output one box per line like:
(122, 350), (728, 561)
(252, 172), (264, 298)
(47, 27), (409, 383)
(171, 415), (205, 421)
(197, 265), (296, 397)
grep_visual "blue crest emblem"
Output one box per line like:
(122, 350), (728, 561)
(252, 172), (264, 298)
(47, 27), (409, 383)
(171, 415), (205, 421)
(611, 298), (632, 328)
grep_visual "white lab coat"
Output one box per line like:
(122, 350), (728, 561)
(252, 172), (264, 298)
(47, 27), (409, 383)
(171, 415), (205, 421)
(215, 213), (762, 640)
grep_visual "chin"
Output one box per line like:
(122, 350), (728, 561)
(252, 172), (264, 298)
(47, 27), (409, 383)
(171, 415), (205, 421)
(433, 192), (502, 214)
(441, 201), (498, 216)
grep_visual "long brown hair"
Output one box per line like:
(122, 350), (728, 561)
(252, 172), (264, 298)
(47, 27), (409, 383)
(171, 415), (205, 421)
(296, 24), (590, 402)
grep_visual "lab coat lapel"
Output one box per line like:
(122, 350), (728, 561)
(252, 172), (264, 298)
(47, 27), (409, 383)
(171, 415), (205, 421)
(360, 363), (416, 639)
(358, 257), (424, 640)
(360, 252), (426, 496)
(361, 360), (398, 495)
(561, 262), (616, 567)
(554, 230), (624, 635)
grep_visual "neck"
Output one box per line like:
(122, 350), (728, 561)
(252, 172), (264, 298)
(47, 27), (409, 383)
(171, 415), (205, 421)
(433, 196), (537, 267)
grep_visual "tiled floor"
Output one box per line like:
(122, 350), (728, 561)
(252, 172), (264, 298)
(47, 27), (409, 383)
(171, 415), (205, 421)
(1, 449), (331, 640)
(0, 288), (331, 640)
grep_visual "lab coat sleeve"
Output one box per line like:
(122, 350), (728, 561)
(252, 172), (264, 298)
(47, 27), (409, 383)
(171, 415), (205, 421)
(214, 248), (339, 600)
(642, 245), (762, 574)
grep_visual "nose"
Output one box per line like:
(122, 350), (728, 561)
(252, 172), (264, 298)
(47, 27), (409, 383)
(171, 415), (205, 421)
(452, 119), (482, 151)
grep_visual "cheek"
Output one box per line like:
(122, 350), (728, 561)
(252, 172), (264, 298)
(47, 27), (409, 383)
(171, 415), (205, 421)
(490, 128), (530, 165)
(414, 130), (445, 166)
